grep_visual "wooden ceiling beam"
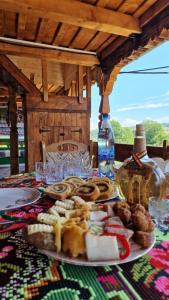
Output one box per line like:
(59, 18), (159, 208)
(0, 0), (141, 37)
(0, 42), (99, 66)
(0, 54), (41, 95)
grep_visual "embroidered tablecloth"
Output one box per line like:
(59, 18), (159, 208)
(0, 174), (169, 300)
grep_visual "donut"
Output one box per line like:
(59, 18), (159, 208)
(74, 183), (100, 201)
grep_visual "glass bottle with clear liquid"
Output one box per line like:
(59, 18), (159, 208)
(116, 124), (167, 208)
(98, 114), (115, 178)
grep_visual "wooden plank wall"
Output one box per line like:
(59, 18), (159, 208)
(25, 94), (90, 171)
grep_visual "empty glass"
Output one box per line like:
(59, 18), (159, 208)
(35, 162), (48, 182)
(79, 157), (93, 178)
(148, 197), (169, 230)
(35, 162), (63, 183)
(45, 162), (63, 184)
(63, 159), (81, 178)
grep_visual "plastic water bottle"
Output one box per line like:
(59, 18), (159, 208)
(98, 114), (115, 178)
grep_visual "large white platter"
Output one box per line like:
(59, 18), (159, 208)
(40, 231), (155, 266)
(0, 188), (41, 211)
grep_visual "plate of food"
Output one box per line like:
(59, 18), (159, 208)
(24, 192), (156, 266)
(0, 188), (41, 211)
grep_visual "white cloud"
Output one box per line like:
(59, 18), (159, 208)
(116, 98), (169, 112)
(120, 118), (139, 127)
(150, 116), (169, 123)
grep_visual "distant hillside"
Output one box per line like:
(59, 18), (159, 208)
(162, 123), (169, 128)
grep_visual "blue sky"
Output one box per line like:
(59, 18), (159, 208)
(91, 41), (169, 129)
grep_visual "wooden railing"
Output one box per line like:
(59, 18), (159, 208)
(90, 140), (169, 168)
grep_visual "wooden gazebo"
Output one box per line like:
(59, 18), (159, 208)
(0, 0), (169, 173)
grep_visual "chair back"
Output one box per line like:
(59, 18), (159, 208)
(41, 140), (91, 167)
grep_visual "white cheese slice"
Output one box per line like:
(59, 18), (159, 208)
(85, 233), (119, 261)
(89, 211), (108, 222)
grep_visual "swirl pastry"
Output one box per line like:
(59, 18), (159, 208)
(45, 182), (72, 200)
(74, 183), (100, 201)
(90, 180), (113, 200)
(87, 176), (112, 185)
(64, 176), (85, 187)
(64, 181), (77, 194)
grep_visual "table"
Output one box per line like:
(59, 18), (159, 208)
(0, 174), (169, 300)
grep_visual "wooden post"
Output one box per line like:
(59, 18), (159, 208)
(8, 85), (19, 175)
(86, 66), (91, 143)
(41, 58), (48, 102)
(71, 81), (76, 96)
(96, 66), (121, 128)
(77, 65), (83, 103)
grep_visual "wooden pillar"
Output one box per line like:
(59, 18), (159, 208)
(96, 66), (121, 128)
(86, 66), (91, 143)
(8, 86), (19, 175)
(41, 59), (48, 102)
(77, 65), (83, 103)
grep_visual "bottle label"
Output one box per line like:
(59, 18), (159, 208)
(98, 147), (114, 161)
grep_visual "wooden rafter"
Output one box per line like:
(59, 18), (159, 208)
(0, 54), (41, 95)
(36, 18), (48, 42)
(0, 0), (141, 37)
(101, 0), (169, 62)
(140, 0), (169, 27)
(102, 5), (169, 72)
(0, 42), (99, 66)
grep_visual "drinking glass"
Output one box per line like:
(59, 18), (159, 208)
(63, 159), (82, 178)
(35, 162), (48, 182)
(148, 197), (169, 230)
(79, 157), (93, 179)
(45, 162), (63, 184)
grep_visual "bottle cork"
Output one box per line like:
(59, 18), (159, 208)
(133, 124), (147, 154)
(135, 124), (145, 137)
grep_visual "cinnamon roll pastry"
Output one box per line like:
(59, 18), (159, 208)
(64, 176), (85, 187)
(64, 181), (77, 194)
(87, 176), (112, 186)
(74, 183), (100, 201)
(45, 182), (72, 200)
(91, 180), (113, 200)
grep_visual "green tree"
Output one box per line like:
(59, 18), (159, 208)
(110, 119), (134, 144)
(143, 120), (169, 146)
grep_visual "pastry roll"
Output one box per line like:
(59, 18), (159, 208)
(74, 183), (100, 201)
(45, 182), (72, 200)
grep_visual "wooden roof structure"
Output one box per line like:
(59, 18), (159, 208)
(0, 0), (169, 174)
(0, 0), (168, 97)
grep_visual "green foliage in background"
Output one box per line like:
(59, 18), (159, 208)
(143, 120), (169, 146)
(110, 120), (134, 144)
(90, 119), (169, 146)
